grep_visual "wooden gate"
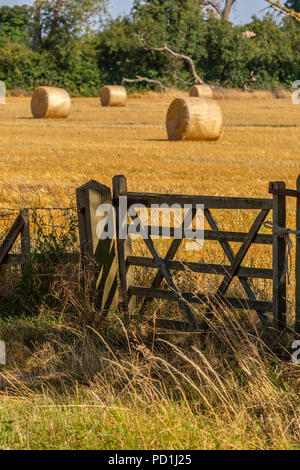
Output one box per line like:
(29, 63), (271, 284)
(1, 177), (293, 337)
(112, 176), (287, 335)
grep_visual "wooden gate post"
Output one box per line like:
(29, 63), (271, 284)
(113, 175), (135, 316)
(272, 181), (287, 335)
(295, 176), (300, 334)
(76, 180), (118, 313)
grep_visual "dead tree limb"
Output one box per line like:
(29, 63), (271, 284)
(174, 74), (194, 86)
(135, 34), (204, 85)
(201, 1), (223, 17)
(265, 1), (300, 21)
(201, 0), (237, 21)
(122, 76), (168, 92)
(243, 71), (257, 92)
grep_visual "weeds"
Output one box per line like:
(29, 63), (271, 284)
(0, 208), (78, 318)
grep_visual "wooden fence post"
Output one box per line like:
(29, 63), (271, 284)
(76, 180), (119, 313)
(272, 181), (287, 335)
(113, 175), (135, 316)
(295, 176), (300, 334)
(21, 209), (30, 274)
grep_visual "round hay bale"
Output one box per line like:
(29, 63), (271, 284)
(189, 84), (213, 99)
(31, 86), (71, 119)
(166, 97), (223, 142)
(100, 86), (127, 107)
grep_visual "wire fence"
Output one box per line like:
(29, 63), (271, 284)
(0, 206), (79, 254)
(0, 206), (80, 310)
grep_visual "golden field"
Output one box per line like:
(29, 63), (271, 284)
(1, 93), (299, 306)
(1, 93), (300, 450)
(0, 93), (299, 208)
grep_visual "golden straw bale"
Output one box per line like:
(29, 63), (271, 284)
(166, 97), (223, 141)
(31, 86), (71, 119)
(100, 86), (127, 107)
(189, 84), (213, 99)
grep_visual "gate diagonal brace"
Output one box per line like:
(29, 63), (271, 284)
(139, 207), (197, 315)
(216, 209), (269, 298)
(204, 208), (271, 327)
(129, 208), (199, 331)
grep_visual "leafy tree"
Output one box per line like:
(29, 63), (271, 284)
(203, 17), (254, 86)
(0, 5), (31, 43)
(201, 0), (238, 20)
(124, 0), (208, 84)
(0, 3), (107, 94)
(32, 0), (108, 48)
(247, 15), (299, 87)
(0, 40), (43, 89)
(285, 0), (300, 11)
(0, 0), (300, 94)
(133, 1), (239, 22)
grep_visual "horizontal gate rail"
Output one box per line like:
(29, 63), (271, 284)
(129, 286), (274, 313)
(125, 192), (273, 210)
(153, 319), (195, 332)
(127, 256), (273, 279)
(128, 225), (273, 244)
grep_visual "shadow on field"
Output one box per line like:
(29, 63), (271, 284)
(226, 124), (298, 128)
(143, 139), (169, 142)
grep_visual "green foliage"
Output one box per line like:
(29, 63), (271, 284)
(98, 0), (208, 88)
(285, 0), (300, 12)
(0, 5), (31, 43)
(0, 210), (78, 318)
(0, 1), (299, 93)
(38, 0), (108, 41)
(203, 18), (254, 87)
(249, 15), (300, 87)
(0, 1), (108, 95)
(98, 4), (300, 90)
(0, 35), (105, 95)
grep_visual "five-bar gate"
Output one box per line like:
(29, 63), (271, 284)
(112, 176), (287, 335)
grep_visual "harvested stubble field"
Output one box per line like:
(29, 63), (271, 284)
(0, 92), (299, 207)
(1, 92), (300, 450)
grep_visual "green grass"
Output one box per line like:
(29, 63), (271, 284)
(0, 303), (300, 450)
(2, 393), (298, 450)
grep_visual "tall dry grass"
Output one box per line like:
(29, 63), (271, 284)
(129, 88), (292, 101)
(0, 262), (299, 450)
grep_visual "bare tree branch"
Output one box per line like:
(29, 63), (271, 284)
(50, 0), (63, 36)
(201, 0), (223, 17)
(122, 76), (168, 92)
(264, 0), (300, 21)
(174, 74), (194, 86)
(243, 71), (257, 92)
(136, 34), (204, 85)
(201, 0), (237, 20)
(33, 0), (42, 49)
(222, 0), (237, 20)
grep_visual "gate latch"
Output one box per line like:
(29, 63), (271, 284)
(269, 183), (300, 198)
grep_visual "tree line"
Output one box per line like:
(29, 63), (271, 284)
(0, 0), (300, 95)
